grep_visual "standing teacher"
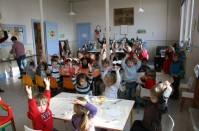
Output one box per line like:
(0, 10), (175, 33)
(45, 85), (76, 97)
(0, 24), (8, 92)
(10, 36), (26, 79)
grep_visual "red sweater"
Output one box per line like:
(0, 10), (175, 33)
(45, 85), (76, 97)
(27, 90), (53, 131)
(141, 77), (156, 89)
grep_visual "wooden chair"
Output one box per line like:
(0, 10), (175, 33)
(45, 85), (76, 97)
(0, 98), (16, 131)
(22, 75), (36, 95)
(63, 77), (75, 92)
(35, 75), (45, 92)
(47, 76), (60, 97)
(179, 76), (194, 92)
(180, 92), (194, 112)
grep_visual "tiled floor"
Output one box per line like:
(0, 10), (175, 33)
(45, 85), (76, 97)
(0, 76), (193, 131)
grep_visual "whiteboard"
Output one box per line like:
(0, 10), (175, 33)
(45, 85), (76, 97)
(121, 25), (128, 35)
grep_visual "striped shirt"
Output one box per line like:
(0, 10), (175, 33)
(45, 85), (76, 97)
(72, 71), (93, 94)
(48, 66), (60, 81)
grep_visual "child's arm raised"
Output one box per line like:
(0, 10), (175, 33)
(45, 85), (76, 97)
(114, 66), (121, 87)
(87, 63), (93, 85)
(43, 78), (51, 103)
(121, 53), (129, 69)
(26, 86), (33, 99)
(102, 65), (112, 79)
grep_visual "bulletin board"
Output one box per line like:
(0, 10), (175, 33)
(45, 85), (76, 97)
(0, 24), (27, 47)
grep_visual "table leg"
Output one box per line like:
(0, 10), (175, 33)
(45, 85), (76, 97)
(130, 108), (133, 126)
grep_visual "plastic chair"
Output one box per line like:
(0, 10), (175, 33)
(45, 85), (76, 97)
(161, 115), (175, 131)
(63, 77), (75, 92)
(47, 76), (60, 97)
(24, 125), (41, 131)
(180, 76), (194, 91)
(35, 75), (45, 88)
(0, 98), (16, 131)
(180, 92), (194, 112)
(22, 75), (36, 95)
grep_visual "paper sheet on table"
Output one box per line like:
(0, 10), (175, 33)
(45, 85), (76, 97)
(104, 108), (121, 117)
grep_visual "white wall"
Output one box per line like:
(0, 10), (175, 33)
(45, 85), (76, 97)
(0, 0), (74, 76)
(184, 0), (199, 81)
(72, 0), (180, 59)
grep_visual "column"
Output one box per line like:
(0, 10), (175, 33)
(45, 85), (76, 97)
(105, 0), (110, 60)
(39, 0), (45, 58)
(179, 3), (185, 46)
(184, 0), (192, 41)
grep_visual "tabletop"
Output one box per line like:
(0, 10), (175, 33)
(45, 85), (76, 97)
(50, 92), (134, 131)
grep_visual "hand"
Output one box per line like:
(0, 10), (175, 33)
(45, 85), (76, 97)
(73, 99), (87, 106)
(74, 65), (79, 74)
(106, 65), (112, 71)
(44, 78), (50, 90)
(88, 63), (92, 71)
(26, 86), (32, 99)
(125, 53), (130, 58)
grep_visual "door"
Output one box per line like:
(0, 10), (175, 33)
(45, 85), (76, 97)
(77, 23), (91, 50)
(45, 22), (59, 56)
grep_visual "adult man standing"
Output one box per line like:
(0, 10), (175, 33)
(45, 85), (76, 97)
(10, 36), (26, 79)
(0, 24), (8, 92)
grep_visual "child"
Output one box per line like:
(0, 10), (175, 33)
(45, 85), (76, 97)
(137, 58), (151, 72)
(72, 97), (97, 131)
(121, 54), (141, 100)
(102, 65), (121, 99)
(36, 62), (48, 79)
(131, 81), (172, 131)
(48, 59), (60, 82)
(26, 61), (36, 83)
(26, 78), (53, 131)
(169, 52), (183, 99)
(140, 70), (156, 89)
(72, 64), (93, 94)
(162, 52), (173, 74)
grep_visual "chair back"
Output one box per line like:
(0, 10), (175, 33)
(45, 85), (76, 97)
(35, 75), (45, 88)
(187, 76), (194, 89)
(48, 76), (59, 89)
(24, 125), (41, 131)
(140, 87), (151, 98)
(22, 75), (35, 87)
(0, 98), (12, 118)
(161, 115), (174, 131)
(63, 77), (75, 90)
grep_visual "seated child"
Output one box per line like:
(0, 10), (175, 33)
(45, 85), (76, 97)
(102, 65), (121, 99)
(140, 70), (156, 89)
(26, 78), (53, 131)
(48, 59), (60, 82)
(72, 97), (97, 131)
(131, 81), (172, 131)
(72, 64), (93, 94)
(26, 61), (36, 83)
(36, 62), (48, 79)
(137, 58), (151, 72)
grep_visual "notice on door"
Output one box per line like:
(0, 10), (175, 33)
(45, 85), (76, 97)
(82, 34), (87, 38)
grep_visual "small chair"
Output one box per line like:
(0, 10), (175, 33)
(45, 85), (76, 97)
(22, 75), (36, 95)
(161, 114), (175, 131)
(24, 125), (41, 131)
(48, 76), (60, 97)
(63, 77), (75, 92)
(0, 98), (16, 131)
(179, 76), (194, 92)
(35, 75), (45, 92)
(180, 92), (194, 112)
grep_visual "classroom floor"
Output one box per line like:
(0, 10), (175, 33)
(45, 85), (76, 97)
(0, 76), (192, 131)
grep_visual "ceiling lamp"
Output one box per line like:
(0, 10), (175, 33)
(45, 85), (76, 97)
(138, 0), (144, 13)
(68, 2), (75, 16)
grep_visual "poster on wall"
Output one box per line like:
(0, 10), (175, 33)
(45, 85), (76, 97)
(0, 24), (27, 47)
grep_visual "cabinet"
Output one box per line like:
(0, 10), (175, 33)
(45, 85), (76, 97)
(193, 79), (199, 109)
(114, 8), (134, 26)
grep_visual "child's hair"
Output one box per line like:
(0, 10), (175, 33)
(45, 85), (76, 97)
(51, 59), (58, 63)
(103, 73), (116, 87)
(125, 56), (134, 64)
(102, 58), (109, 65)
(76, 73), (88, 85)
(66, 58), (72, 63)
(34, 93), (48, 106)
(36, 62), (48, 76)
(145, 70), (156, 79)
(150, 83), (163, 100)
(72, 59), (79, 66)
(29, 61), (35, 68)
(73, 97), (89, 131)
(142, 58), (148, 63)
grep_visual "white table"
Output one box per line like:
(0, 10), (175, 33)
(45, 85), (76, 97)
(50, 92), (134, 131)
(137, 72), (174, 84)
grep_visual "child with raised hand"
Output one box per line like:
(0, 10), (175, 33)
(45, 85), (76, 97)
(140, 70), (156, 89)
(72, 64), (93, 94)
(131, 81), (172, 131)
(72, 97), (97, 131)
(102, 65), (121, 99)
(26, 78), (53, 131)
(121, 53), (141, 100)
